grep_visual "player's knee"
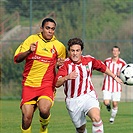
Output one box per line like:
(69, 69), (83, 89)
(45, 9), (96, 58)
(112, 102), (118, 108)
(92, 116), (101, 122)
(39, 108), (50, 118)
(103, 100), (109, 105)
(23, 113), (32, 123)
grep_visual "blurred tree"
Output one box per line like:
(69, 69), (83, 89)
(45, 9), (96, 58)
(3, 0), (78, 19)
(1, 45), (24, 84)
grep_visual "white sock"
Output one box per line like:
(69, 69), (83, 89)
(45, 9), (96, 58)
(92, 120), (104, 133)
(111, 108), (118, 118)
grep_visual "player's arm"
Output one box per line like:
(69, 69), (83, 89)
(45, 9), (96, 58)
(104, 67), (123, 84)
(56, 58), (65, 69)
(55, 70), (78, 88)
(15, 50), (32, 63)
(56, 44), (67, 68)
(15, 42), (37, 63)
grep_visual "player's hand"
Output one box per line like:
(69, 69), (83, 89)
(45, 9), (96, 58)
(57, 58), (65, 67)
(115, 76), (123, 84)
(29, 41), (38, 52)
(67, 70), (78, 80)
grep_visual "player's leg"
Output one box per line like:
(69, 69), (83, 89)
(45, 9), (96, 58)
(104, 100), (111, 111)
(65, 96), (87, 133)
(76, 124), (87, 133)
(21, 104), (36, 133)
(85, 91), (104, 133)
(103, 90), (111, 111)
(38, 96), (53, 133)
(110, 92), (121, 124)
(87, 107), (104, 133)
(109, 103), (118, 124)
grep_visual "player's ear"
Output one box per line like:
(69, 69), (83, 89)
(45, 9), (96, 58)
(40, 26), (43, 32)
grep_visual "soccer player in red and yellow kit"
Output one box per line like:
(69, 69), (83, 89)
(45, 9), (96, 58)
(55, 38), (123, 133)
(14, 18), (66, 133)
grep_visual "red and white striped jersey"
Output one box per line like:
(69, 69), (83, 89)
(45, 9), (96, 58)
(56, 55), (106, 98)
(102, 57), (126, 92)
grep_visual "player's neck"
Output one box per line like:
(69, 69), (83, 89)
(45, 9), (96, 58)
(112, 56), (119, 62)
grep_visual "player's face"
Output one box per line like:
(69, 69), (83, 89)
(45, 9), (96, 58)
(69, 45), (82, 63)
(41, 22), (56, 40)
(112, 48), (120, 58)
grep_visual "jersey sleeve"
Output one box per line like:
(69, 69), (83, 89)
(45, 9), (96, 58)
(14, 35), (37, 63)
(55, 42), (67, 59)
(122, 60), (126, 67)
(104, 60), (107, 65)
(15, 36), (34, 54)
(14, 35), (34, 61)
(92, 58), (106, 73)
(55, 62), (68, 83)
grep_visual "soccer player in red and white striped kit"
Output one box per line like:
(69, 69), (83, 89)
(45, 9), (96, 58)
(102, 46), (126, 124)
(55, 38), (123, 133)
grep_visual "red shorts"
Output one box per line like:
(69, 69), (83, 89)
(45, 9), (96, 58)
(20, 85), (54, 107)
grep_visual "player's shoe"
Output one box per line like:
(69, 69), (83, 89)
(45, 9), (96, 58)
(109, 117), (114, 124)
(106, 104), (111, 112)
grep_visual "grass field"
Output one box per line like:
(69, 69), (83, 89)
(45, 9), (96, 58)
(0, 100), (133, 133)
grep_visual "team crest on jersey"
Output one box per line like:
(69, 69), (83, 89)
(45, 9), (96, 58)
(86, 65), (90, 72)
(51, 48), (55, 54)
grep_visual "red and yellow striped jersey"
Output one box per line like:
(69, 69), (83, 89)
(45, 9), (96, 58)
(14, 33), (66, 87)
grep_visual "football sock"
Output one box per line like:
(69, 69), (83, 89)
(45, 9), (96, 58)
(111, 107), (118, 118)
(21, 126), (31, 133)
(39, 114), (51, 133)
(92, 120), (104, 133)
(106, 104), (111, 111)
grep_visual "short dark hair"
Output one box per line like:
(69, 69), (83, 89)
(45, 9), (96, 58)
(112, 46), (120, 51)
(67, 38), (84, 51)
(41, 18), (56, 28)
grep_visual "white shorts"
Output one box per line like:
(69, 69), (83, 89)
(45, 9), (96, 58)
(103, 90), (121, 101)
(65, 91), (100, 128)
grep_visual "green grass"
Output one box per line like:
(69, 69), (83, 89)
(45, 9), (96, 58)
(0, 100), (133, 133)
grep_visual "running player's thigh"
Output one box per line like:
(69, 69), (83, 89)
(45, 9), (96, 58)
(112, 92), (121, 101)
(38, 98), (52, 111)
(87, 107), (101, 122)
(21, 104), (35, 117)
(103, 90), (111, 100)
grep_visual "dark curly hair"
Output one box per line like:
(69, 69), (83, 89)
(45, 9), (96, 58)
(67, 38), (84, 51)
